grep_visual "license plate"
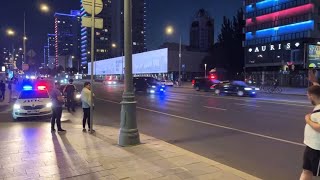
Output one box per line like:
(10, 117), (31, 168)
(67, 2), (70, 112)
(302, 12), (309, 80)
(27, 110), (39, 114)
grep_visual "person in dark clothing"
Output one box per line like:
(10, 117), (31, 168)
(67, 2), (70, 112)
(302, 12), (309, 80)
(0, 80), (5, 101)
(63, 79), (76, 112)
(50, 82), (66, 132)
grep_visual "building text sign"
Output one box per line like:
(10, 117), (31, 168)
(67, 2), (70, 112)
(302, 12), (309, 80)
(248, 42), (300, 53)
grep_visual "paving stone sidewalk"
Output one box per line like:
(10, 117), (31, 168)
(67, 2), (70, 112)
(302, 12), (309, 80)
(0, 121), (261, 180)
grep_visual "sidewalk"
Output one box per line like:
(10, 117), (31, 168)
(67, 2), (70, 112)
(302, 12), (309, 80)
(0, 121), (260, 180)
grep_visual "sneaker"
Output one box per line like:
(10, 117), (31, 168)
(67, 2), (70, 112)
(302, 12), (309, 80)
(89, 129), (95, 133)
(82, 128), (86, 132)
(58, 129), (66, 132)
(51, 129), (56, 132)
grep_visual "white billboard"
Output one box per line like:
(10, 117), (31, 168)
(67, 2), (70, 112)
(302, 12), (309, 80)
(88, 48), (168, 75)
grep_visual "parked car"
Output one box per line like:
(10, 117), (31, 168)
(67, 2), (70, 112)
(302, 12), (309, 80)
(192, 77), (221, 91)
(214, 81), (259, 97)
(133, 77), (166, 93)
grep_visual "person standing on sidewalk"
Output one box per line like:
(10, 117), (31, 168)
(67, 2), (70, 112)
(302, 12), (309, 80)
(50, 82), (66, 132)
(0, 80), (5, 101)
(81, 82), (94, 132)
(300, 85), (320, 180)
(63, 79), (76, 112)
(7, 78), (12, 103)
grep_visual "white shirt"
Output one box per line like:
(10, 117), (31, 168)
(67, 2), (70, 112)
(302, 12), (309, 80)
(304, 105), (320, 150)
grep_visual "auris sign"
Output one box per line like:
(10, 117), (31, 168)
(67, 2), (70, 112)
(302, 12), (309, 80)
(248, 42), (301, 53)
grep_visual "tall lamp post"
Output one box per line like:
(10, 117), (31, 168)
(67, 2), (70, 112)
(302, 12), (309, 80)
(23, 3), (50, 66)
(165, 25), (182, 86)
(119, 0), (140, 146)
(6, 29), (15, 71)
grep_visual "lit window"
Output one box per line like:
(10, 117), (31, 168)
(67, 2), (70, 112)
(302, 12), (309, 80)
(133, 42), (137, 45)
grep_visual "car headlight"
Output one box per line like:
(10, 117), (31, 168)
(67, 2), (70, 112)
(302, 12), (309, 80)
(150, 90), (155, 93)
(13, 104), (21, 110)
(46, 102), (53, 108)
(255, 88), (260, 91)
(244, 87), (253, 91)
(151, 85), (156, 88)
(76, 94), (81, 99)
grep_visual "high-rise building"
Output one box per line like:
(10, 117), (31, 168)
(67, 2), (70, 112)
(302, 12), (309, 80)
(190, 9), (214, 52)
(80, 0), (146, 73)
(54, 10), (81, 70)
(244, 0), (320, 86)
(47, 34), (56, 69)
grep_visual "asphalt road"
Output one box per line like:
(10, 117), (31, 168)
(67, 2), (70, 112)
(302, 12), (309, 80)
(71, 82), (311, 180)
(1, 82), (311, 180)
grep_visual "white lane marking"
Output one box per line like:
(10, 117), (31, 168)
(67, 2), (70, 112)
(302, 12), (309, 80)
(169, 92), (311, 107)
(235, 103), (260, 108)
(203, 106), (227, 111)
(96, 97), (305, 147)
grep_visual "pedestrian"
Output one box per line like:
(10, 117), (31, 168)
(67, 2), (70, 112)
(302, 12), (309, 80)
(300, 85), (320, 180)
(81, 82), (94, 132)
(7, 78), (12, 103)
(63, 79), (76, 112)
(50, 82), (66, 132)
(0, 80), (5, 101)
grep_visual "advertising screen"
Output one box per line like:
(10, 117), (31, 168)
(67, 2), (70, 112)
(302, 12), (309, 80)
(88, 48), (168, 75)
(308, 45), (320, 69)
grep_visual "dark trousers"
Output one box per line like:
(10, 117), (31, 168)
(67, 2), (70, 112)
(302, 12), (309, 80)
(66, 96), (75, 111)
(51, 107), (63, 130)
(83, 108), (91, 129)
(1, 90), (4, 100)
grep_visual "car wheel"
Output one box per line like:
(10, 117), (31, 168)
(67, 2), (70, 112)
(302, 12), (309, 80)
(237, 90), (244, 97)
(215, 89), (220, 95)
(195, 86), (200, 91)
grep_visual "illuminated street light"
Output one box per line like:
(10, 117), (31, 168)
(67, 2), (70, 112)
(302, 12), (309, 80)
(6, 29), (15, 36)
(165, 26), (174, 35)
(71, 56), (75, 59)
(112, 43), (117, 48)
(40, 4), (50, 13)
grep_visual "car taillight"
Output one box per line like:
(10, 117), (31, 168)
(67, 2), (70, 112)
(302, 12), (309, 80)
(192, 80), (195, 85)
(210, 75), (215, 79)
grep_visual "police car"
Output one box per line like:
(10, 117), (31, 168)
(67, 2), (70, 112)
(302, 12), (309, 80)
(12, 85), (52, 120)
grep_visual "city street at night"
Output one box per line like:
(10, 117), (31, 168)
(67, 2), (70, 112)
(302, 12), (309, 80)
(68, 82), (309, 180)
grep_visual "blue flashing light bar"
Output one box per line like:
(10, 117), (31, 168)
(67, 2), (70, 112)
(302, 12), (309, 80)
(246, 20), (314, 40)
(23, 85), (33, 91)
(246, 0), (292, 13)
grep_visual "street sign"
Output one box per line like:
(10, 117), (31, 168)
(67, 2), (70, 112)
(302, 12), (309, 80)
(27, 50), (36, 58)
(81, 16), (103, 29)
(82, 0), (103, 15)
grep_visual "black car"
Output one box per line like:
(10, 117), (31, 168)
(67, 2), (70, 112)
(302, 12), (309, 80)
(192, 77), (221, 91)
(214, 81), (259, 97)
(133, 77), (166, 93)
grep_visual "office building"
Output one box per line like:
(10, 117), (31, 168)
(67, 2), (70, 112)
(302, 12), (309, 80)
(54, 10), (81, 70)
(80, 0), (146, 73)
(244, 0), (320, 86)
(190, 9), (214, 52)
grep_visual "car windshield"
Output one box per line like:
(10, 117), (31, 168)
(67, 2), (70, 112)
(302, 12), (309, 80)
(19, 90), (49, 99)
(232, 81), (248, 87)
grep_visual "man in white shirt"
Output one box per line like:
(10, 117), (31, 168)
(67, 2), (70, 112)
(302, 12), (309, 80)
(300, 85), (320, 180)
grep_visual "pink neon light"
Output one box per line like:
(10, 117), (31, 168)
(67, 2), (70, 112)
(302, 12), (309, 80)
(246, 3), (314, 27)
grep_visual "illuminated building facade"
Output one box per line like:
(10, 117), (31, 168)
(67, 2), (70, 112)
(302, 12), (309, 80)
(54, 11), (81, 69)
(80, 0), (146, 74)
(244, 0), (320, 86)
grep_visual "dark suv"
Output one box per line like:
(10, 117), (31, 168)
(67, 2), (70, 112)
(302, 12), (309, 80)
(133, 77), (166, 93)
(192, 77), (221, 91)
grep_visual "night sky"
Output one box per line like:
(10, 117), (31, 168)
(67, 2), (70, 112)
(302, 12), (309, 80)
(0, 0), (242, 61)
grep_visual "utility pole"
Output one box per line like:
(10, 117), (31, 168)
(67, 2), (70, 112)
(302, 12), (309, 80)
(179, 36), (182, 86)
(119, 0), (140, 146)
(90, 0), (95, 133)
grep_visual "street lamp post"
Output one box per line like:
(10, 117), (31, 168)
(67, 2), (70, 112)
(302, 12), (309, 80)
(119, 0), (140, 146)
(90, 0), (96, 133)
(204, 64), (207, 78)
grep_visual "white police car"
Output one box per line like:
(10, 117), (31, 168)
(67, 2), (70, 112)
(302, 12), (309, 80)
(12, 85), (53, 120)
